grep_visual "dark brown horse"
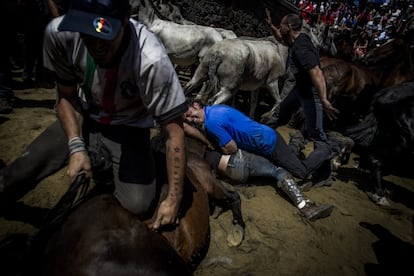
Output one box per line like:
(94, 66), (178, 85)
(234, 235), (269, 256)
(274, 57), (380, 132)
(345, 81), (414, 206)
(11, 136), (245, 275)
(363, 11), (414, 87)
(363, 37), (414, 88)
(319, 56), (382, 130)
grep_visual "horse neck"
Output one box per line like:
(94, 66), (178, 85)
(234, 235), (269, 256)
(278, 43), (289, 63)
(185, 136), (207, 158)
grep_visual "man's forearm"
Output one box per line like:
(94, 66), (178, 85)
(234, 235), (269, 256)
(165, 123), (186, 201)
(56, 97), (83, 139)
(309, 67), (328, 101)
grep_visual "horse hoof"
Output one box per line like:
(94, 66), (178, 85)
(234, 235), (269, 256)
(226, 224), (244, 247)
(211, 206), (225, 219)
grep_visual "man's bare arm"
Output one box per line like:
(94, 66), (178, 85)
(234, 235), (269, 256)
(151, 117), (186, 230)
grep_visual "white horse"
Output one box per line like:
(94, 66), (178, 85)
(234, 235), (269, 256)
(152, 0), (196, 25)
(131, 0), (235, 66)
(184, 23), (337, 119)
(184, 36), (288, 119)
(151, 0), (237, 39)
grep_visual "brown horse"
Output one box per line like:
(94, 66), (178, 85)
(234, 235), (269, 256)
(288, 56), (382, 132)
(363, 37), (414, 88)
(27, 136), (245, 275)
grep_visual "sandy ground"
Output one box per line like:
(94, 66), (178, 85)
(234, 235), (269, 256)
(0, 86), (413, 276)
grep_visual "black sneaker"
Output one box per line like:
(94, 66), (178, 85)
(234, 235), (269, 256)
(300, 202), (334, 221)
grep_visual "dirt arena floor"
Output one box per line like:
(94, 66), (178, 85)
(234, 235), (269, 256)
(0, 84), (413, 275)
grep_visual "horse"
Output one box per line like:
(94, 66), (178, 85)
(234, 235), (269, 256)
(182, 19), (338, 120)
(304, 21), (337, 57)
(183, 36), (288, 119)
(319, 56), (382, 131)
(363, 37), (414, 88)
(1, 134), (245, 275)
(131, 0), (235, 66)
(344, 81), (414, 206)
(152, 0), (196, 25)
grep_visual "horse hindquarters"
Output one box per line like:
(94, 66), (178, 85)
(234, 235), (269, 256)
(42, 194), (192, 276)
(160, 167), (211, 269)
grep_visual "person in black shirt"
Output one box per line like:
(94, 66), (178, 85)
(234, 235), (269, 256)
(265, 13), (339, 187)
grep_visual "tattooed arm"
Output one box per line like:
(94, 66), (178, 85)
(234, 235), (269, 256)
(150, 117), (186, 231)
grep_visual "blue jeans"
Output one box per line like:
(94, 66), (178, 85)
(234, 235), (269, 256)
(226, 149), (287, 184)
(300, 88), (327, 142)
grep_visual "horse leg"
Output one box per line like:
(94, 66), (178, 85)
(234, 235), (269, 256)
(184, 62), (208, 97)
(211, 87), (234, 105)
(368, 151), (390, 206)
(249, 89), (259, 119)
(209, 179), (245, 247)
(194, 81), (213, 104)
(260, 79), (281, 121)
(186, 153), (245, 247)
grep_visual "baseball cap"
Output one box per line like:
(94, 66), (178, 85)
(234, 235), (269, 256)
(58, 0), (130, 40)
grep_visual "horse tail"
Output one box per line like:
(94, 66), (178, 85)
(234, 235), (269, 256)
(345, 112), (378, 147)
(208, 53), (222, 93)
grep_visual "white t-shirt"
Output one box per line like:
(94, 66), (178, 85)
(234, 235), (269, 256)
(43, 17), (187, 127)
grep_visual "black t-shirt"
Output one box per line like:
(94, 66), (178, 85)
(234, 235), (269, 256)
(288, 33), (320, 97)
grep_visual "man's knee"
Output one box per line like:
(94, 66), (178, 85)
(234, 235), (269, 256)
(114, 180), (156, 216)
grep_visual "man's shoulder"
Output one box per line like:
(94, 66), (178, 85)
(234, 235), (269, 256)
(292, 33), (316, 55)
(295, 33), (313, 45)
(129, 19), (169, 64)
(46, 16), (79, 39)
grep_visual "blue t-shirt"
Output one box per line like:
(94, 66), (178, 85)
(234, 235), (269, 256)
(204, 105), (277, 156)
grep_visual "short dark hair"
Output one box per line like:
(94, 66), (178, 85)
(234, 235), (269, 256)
(186, 98), (205, 108)
(282, 13), (303, 31)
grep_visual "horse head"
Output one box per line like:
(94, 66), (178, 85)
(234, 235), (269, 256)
(311, 22), (337, 57)
(153, 0), (194, 24)
(303, 21), (337, 57)
(131, 0), (161, 26)
(363, 38), (405, 65)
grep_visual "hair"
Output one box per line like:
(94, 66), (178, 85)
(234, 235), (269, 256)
(282, 13), (303, 31)
(186, 98), (205, 108)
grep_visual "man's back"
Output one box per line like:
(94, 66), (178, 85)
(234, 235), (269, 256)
(204, 105), (276, 156)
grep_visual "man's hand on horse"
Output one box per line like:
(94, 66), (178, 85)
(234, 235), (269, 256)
(66, 151), (92, 183)
(322, 99), (340, 120)
(150, 196), (181, 231)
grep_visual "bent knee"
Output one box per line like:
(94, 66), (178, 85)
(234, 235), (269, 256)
(114, 180), (156, 216)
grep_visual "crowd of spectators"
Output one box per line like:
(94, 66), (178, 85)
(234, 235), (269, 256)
(293, 0), (414, 61)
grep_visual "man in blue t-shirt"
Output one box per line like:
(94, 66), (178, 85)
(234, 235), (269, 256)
(183, 101), (335, 221)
